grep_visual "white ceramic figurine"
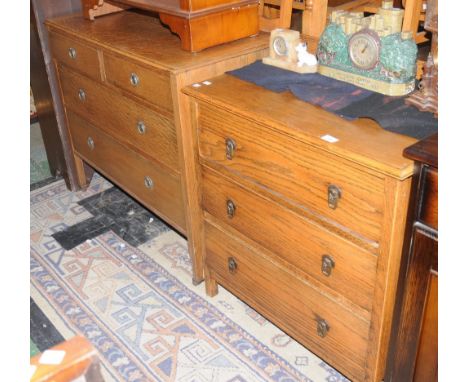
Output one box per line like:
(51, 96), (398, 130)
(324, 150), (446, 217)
(296, 42), (317, 68)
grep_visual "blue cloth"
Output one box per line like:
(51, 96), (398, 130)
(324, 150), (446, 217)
(227, 61), (437, 139)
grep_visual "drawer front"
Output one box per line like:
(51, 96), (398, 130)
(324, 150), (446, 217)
(103, 53), (173, 112)
(198, 104), (385, 244)
(205, 222), (369, 381)
(202, 166), (378, 312)
(50, 32), (101, 81)
(420, 166), (438, 230)
(68, 111), (186, 231)
(59, 67), (179, 172)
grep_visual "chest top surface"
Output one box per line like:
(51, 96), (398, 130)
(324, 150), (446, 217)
(184, 74), (416, 179)
(45, 11), (269, 73)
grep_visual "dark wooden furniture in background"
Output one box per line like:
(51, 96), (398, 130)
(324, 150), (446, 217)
(385, 133), (438, 381)
(185, 74), (416, 381)
(46, 10), (269, 284)
(81, 0), (260, 52)
(405, 0), (438, 116)
(31, 0), (87, 190)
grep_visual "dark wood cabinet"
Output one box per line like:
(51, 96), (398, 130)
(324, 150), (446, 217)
(385, 133), (438, 382)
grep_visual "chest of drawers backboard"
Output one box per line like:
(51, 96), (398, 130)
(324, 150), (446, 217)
(184, 74), (417, 381)
(46, 10), (269, 283)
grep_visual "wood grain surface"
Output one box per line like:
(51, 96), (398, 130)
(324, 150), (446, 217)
(184, 74), (416, 179)
(202, 166), (378, 315)
(187, 75), (415, 381)
(58, 66), (179, 172)
(198, 103), (386, 243)
(103, 52), (174, 112)
(205, 219), (370, 381)
(419, 166), (438, 230)
(45, 11), (269, 73)
(47, 9), (270, 283)
(68, 111), (186, 232)
(49, 31), (102, 81)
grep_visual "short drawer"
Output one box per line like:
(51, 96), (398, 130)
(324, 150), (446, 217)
(59, 67), (179, 172)
(103, 53), (173, 112)
(49, 32), (101, 81)
(420, 166), (438, 230)
(68, 111), (186, 232)
(205, 221), (369, 381)
(202, 166), (378, 313)
(198, 103), (385, 244)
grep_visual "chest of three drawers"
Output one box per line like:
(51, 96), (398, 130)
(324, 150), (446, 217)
(46, 11), (269, 282)
(185, 75), (416, 381)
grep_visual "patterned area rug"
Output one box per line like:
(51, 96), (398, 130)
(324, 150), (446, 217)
(30, 175), (349, 382)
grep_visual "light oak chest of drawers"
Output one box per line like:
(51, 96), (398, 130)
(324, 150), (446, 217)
(46, 11), (269, 283)
(184, 75), (417, 381)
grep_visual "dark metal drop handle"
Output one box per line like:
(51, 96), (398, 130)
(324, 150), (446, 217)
(327, 184), (342, 209)
(317, 318), (330, 338)
(321, 255), (335, 277)
(228, 257), (237, 273)
(226, 199), (236, 219)
(225, 138), (237, 160)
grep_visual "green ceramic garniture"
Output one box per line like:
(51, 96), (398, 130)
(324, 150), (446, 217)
(316, 0), (418, 96)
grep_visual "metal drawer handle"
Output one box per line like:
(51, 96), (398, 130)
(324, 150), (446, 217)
(136, 121), (146, 135)
(78, 88), (86, 101)
(317, 318), (330, 338)
(87, 136), (95, 150)
(226, 199), (236, 219)
(225, 138), (237, 160)
(130, 72), (140, 86)
(228, 257), (237, 274)
(144, 176), (154, 190)
(327, 184), (342, 209)
(68, 47), (77, 59)
(321, 255), (335, 277)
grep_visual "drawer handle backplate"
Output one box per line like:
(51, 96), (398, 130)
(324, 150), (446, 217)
(327, 184), (342, 209)
(78, 88), (86, 101)
(130, 72), (140, 86)
(87, 136), (95, 150)
(321, 255), (335, 277)
(228, 257), (237, 274)
(68, 47), (77, 59)
(144, 176), (154, 190)
(317, 318), (330, 338)
(226, 199), (236, 219)
(137, 121), (146, 135)
(225, 138), (237, 160)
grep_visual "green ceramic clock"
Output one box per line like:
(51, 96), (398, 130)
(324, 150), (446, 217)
(316, 2), (418, 96)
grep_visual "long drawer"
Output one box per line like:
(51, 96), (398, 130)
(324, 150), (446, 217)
(205, 221), (369, 381)
(103, 53), (173, 113)
(202, 166), (378, 313)
(59, 66), (179, 172)
(49, 32), (101, 81)
(68, 111), (186, 232)
(198, 103), (385, 244)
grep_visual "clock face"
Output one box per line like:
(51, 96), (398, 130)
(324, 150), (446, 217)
(348, 30), (380, 70)
(273, 36), (289, 56)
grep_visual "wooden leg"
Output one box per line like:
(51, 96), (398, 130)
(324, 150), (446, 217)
(205, 268), (219, 297)
(73, 153), (90, 190)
